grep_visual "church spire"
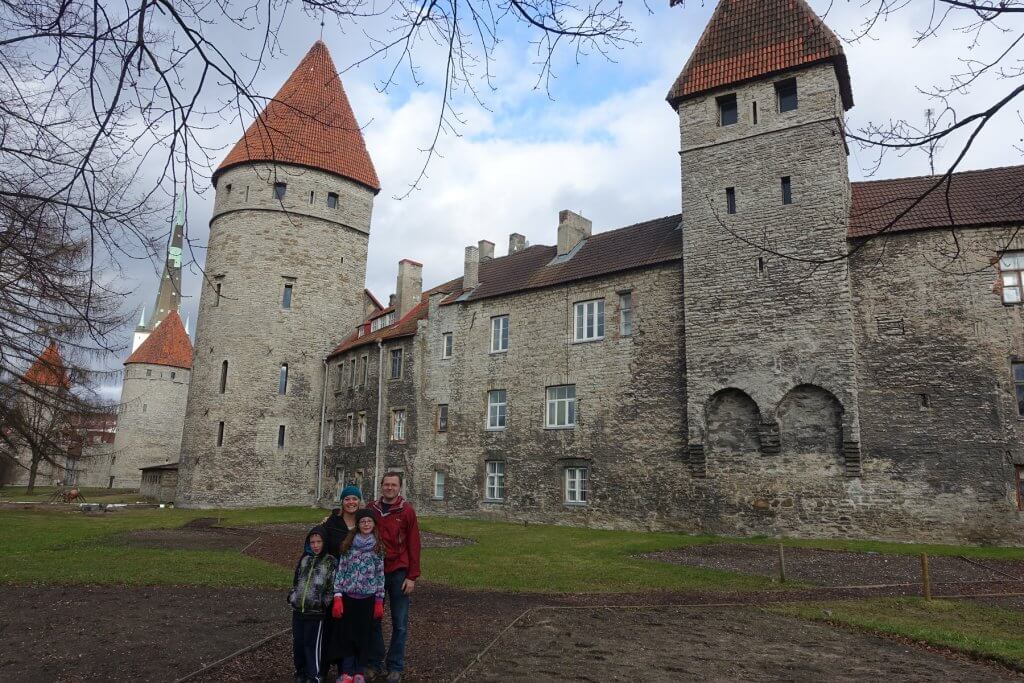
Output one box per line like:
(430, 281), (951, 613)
(148, 194), (185, 331)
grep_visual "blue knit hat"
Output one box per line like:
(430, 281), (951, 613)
(340, 485), (363, 500)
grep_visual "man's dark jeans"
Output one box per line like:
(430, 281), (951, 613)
(370, 569), (409, 673)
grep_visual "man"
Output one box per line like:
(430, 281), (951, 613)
(367, 471), (421, 682)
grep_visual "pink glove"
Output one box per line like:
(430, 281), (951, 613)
(373, 598), (384, 620)
(331, 595), (343, 619)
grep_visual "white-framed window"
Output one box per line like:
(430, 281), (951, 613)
(391, 409), (406, 442)
(442, 332), (454, 359)
(485, 461), (505, 501)
(490, 315), (509, 353)
(573, 299), (605, 342)
(619, 292), (633, 336)
(565, 467), (589, 504)
(371, 311), (396, 332)
(1000, 252), (1024, 304)
(349, 359), (356, 386)
(546, 385), (577, 428)
(390, 348), (403, 379)
(335, 363), (345, 390)
(433, 471), (446, 500)
(357, 412), (367, 445)
(346, 413), (354, 446)
(360, 356), (368, 386)
(326, 419), (334, 446)
(487, 390), (507, 430)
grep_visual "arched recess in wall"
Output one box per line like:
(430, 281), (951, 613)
(776, 384), (842, 459)
(706, 388), (762, 458)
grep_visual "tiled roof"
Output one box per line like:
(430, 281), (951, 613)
(667, 0), (853, 110)
(24, 343), (70, 388)
(849, 165), (1024, 238)
(125, 311), (193, 370)
(443, 215), (683, 304)
(216, 41), (380, 192)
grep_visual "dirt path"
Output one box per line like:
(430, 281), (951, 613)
(0, 585), (286, 682)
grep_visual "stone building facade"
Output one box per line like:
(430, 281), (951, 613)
(177, 2), (1024, 543)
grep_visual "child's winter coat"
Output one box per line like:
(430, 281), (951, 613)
(288, 525), (338, 618)
(332, 534), (385, 599)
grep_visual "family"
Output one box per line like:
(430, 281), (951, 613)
(288, 472), (422, 683)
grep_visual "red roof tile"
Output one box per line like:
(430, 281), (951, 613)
(216, 41), (380, 192)
(849, 165), (1024, 238)
(24, 343), (70, 388)
(125, 311), (193, 370)
(667, 0), (852, 110)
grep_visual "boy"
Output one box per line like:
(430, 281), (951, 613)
(289, 526), (337, 683)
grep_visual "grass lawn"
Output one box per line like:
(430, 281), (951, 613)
(0, 486), (155, 504)
(771, 598), (1024, 671)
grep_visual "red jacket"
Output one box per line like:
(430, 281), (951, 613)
(368, 496), (421, 580)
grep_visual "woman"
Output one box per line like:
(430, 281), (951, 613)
(322, 485), (364, 679)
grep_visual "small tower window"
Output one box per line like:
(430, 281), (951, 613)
(225, 184), (232, 194)
(278, 363), (288, 395)
(217, 421), (224, 447)
(282, 282), (293, 309)
(274, 182), (287, 200)
(776, 78), (798, 112)
(277, 425), (286, 449)
(219, 360), (228, 394)
(309, 190), (315, 204)
(717, 93), (738, 126)
(327, 192), (339, 209)
(752, 101), (758, 125)
(781, 176), (793, 205)
(213, 282), (222, 307)
(726, 187), (737, 215)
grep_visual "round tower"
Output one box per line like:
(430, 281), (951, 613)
(176, 41), (380, 508)
(111, 310), (193, 487)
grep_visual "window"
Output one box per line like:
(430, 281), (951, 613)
(391, 409), (406, 442)
(781, 176), (793, 205)
(438, 404), (449, 433)
(309, 190), (315, 204)
(282, 282), (293, 309)
(346, 413), (355, 446)
(225, 183), (232, 195)
(357, 412), (366, 445)
(490, 315), (509, 353)
(565, 467), (589, 504)
(360, 356), (368, 386)
(277, 425), (286, 449)
(170, 371), (176, 380)
(776, 78), (798, 112)
(433, 471), (446, 500)
(219, 360), (228, 393)
(752, 101), (758, 125)
(216, 421), (224, 447)
(278, 364), (288, 395)
(1000, 253), (1024, 304)
(335, 363), (344, 390)
(214, 282), (222, 306)
(350, 359), (357, 386)
(546, 385), (577, 428)
(485, 461), (505, 501)
(146, 369), (152, 377)
(619, 292), (633, 336)
(371, 312), (396, 332)
(487, 390), (507, 430)
(326, 419), (334, 446)
(142, 403), (147, 413)
(573, 300), (605, 342)
(390, 348), (403, 379)
(726, 187), (737, 215)
(274, 182), (287, 200)
(1017, 466), (1024, 510)
(1013, 362), (1024, 416)
(327, 192), (339, 209)
(717, 93), (738, 126)
(442, 332), (454, 359)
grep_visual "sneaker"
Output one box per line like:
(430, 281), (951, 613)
(385, 672), (402, 683)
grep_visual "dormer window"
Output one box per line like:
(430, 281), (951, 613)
(776, 78), (798, 112)
(717, 94), (738, 126)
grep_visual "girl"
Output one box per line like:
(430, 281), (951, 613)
(322, 486), (364, 678)
(330, 509), (385, 683)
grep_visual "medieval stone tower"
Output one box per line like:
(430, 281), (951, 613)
(176, 41), (380, 507)
(111, 310), (193, 488)
(671, 0), (863, 476)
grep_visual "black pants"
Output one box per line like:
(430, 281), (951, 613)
(340, 595), (375, 673)
(292, 613), (324, 682)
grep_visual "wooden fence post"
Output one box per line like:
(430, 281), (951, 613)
(920, 552), (931, 601)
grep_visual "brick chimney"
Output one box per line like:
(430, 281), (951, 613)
(557, 210), (592, 256)
(464, 245), (480, 290)
(508, 233), (526, 255)
(395, 259), (423, 319)
(478, 240), (495, 262)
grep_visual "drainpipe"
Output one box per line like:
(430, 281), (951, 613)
(316, 358), (328, 503)
(373, 340), (385, 500)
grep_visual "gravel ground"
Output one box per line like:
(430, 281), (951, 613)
(645, 543), (1024, 587)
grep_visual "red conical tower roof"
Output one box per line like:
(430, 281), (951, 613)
(125, 310), (193, 370)
(216, 41), (380, 192)
(667, 0), (852, 110)
(24, 342), (70, 388)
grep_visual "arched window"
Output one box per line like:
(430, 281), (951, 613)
(278, 364), (288, 395)
(219, 360), (228, 394)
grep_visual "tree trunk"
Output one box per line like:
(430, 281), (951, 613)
(26, 449), (40, 494)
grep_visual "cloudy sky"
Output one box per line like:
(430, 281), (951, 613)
(98, 0), (1023, 399)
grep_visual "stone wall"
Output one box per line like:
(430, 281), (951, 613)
(110, 362), (190, 488)
(176, 163), (372, 508)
